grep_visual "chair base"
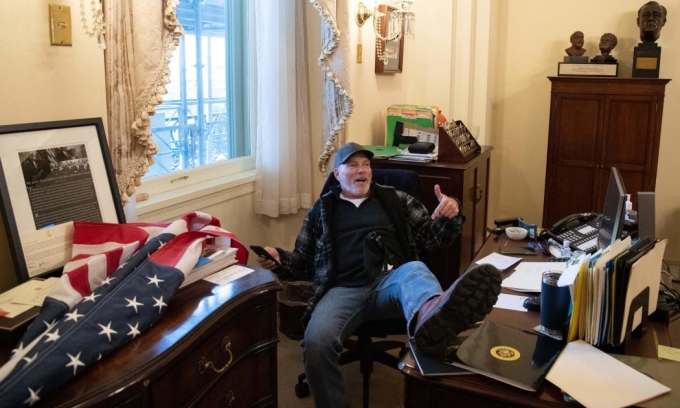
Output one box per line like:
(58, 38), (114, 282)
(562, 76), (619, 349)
(295, 331), (407, 408)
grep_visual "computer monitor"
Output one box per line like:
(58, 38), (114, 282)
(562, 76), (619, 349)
(597, 167), (626, 250)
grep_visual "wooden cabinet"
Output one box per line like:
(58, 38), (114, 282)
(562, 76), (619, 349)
(14, 268), (282, 408)
(543, 77), (670, 227)
(370, 146), (492, 288)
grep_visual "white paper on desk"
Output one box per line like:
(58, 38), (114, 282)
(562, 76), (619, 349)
(501, 262), (566, 292)
(475, 253), (521, 270)
(0, 277), (60, 307)
(546, 340), (670, 408)
(492, 294), (528, 312)
(203, 265), (254, 285)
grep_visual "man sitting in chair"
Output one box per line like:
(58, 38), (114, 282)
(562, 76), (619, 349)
(255, 142), (501, 408)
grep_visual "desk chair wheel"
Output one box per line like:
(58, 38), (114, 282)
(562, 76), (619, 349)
(295, 373), (311, 398)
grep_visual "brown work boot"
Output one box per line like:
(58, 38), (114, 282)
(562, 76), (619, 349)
(414, 263), (502, 357)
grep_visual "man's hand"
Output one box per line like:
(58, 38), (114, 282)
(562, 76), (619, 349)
(254, 246), (281, 270)
(431, 184), (460, 220)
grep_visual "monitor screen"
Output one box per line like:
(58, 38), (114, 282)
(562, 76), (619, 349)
(597, 167), (626, 250)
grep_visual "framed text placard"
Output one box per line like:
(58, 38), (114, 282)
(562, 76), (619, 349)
(0, 118), (125, 282)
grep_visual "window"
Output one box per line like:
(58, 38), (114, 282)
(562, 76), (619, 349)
(144, 0), (252, 195)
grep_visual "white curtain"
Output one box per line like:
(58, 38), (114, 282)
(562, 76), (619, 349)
(103, 0), (183, 205)
(308, 0), (353, 173)
(253, 0), (314, 217)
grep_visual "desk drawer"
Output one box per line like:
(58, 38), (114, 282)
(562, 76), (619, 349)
(151, 301), (276, 407)
(197, 346), (276, 407)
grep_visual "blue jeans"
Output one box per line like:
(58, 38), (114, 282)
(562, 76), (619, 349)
(302, 261), (442, 408)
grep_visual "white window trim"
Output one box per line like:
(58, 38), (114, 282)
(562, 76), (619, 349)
(136, 155), (255, 217)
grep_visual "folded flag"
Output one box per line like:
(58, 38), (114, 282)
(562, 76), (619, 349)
(0, 212), (247, 407)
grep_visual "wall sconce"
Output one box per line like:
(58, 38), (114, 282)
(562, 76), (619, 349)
(356, 1), (416, 49)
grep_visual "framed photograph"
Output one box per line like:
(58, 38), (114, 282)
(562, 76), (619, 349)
(375, 5), (404, 74)
(0, 118), (125, 283)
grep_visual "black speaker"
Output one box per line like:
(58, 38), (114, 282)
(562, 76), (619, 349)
(637, 192), (655, 239)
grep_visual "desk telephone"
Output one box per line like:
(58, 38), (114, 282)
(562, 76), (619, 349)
(544, 212), (601, 254)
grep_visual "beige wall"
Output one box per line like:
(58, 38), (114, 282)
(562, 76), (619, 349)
(0, 0), (107, 291)
(0, 1), (678, 292)
(343, 0), (679, 262)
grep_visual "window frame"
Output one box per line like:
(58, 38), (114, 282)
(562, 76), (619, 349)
(137, 0), (254, 214)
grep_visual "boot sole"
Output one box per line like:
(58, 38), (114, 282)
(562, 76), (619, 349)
(414, 264), (502, 357)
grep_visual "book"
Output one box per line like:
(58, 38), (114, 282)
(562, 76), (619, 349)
(447, 320), (564, 391)
(409, 339), (474, 377)
(179, 246), (238, 288)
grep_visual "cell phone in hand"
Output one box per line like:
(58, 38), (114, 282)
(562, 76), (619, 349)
(249, 245), (280, 266)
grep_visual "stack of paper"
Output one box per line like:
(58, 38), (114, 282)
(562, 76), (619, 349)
(501, 262), (567, 292)
(566, 237), (667, 347)
(388, 151), (437, 163)
(0, 278), (60, 318)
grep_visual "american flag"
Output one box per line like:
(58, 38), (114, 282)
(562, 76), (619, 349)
(0, 212), (247, 407)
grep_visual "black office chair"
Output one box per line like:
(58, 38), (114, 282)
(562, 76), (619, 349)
(292, 169), (423, 408)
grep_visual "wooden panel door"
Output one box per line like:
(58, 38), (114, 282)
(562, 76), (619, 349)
(543, 94), (603, 226)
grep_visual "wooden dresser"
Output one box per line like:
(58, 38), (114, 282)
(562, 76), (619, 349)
(370, 146), (492, 288)
(0, 268), (282, 407)
(543, 77), (670, 227)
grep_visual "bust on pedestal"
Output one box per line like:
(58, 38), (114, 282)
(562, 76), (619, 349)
(564, 31), (588, 63)
(633, 1), (667, 78)
(591, 33), (618, 64)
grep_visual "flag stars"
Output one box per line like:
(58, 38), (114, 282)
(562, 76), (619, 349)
(98, 322), (118, 342)
(125, 297), (144, 313)
(44, 329), (61, 343)
(43, 319), (57, 331)
(147, 275), (164, 287)
(11, 342), (26, 356)
(64, 309), (84, 323)
(127, 322), (141, 339)
(101, 276), (115, 285)
(24, 386), (42, 406)
(65, 351), (86, 376)
(23, 352), (39, 365)
(83, 292), (101, 303)
(153, 296), (167, 313)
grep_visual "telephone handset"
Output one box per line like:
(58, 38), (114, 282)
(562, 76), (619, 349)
(549, 212), (599, 234)
(543, 212), (601, 254)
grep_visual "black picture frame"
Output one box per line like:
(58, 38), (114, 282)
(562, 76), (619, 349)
(0, 118), (125, 283)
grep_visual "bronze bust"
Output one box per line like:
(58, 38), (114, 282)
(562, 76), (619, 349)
(591, 33), (618, 63)
(565, 31), (586, 56)
(637, 1), (667, 43)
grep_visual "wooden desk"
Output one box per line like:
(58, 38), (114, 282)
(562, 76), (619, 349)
(400, 235), (677, 407)
(0, 268), (282, 407)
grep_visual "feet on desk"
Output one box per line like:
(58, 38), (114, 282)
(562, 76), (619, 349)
(414, 264), (502, 357)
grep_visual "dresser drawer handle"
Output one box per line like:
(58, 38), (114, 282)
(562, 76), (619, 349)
(197, 336), (233, 374)
(223, 390), (235, 407)
(474, 184), (483, 203)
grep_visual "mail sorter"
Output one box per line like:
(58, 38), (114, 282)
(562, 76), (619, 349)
(567, 237), (667, 353)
